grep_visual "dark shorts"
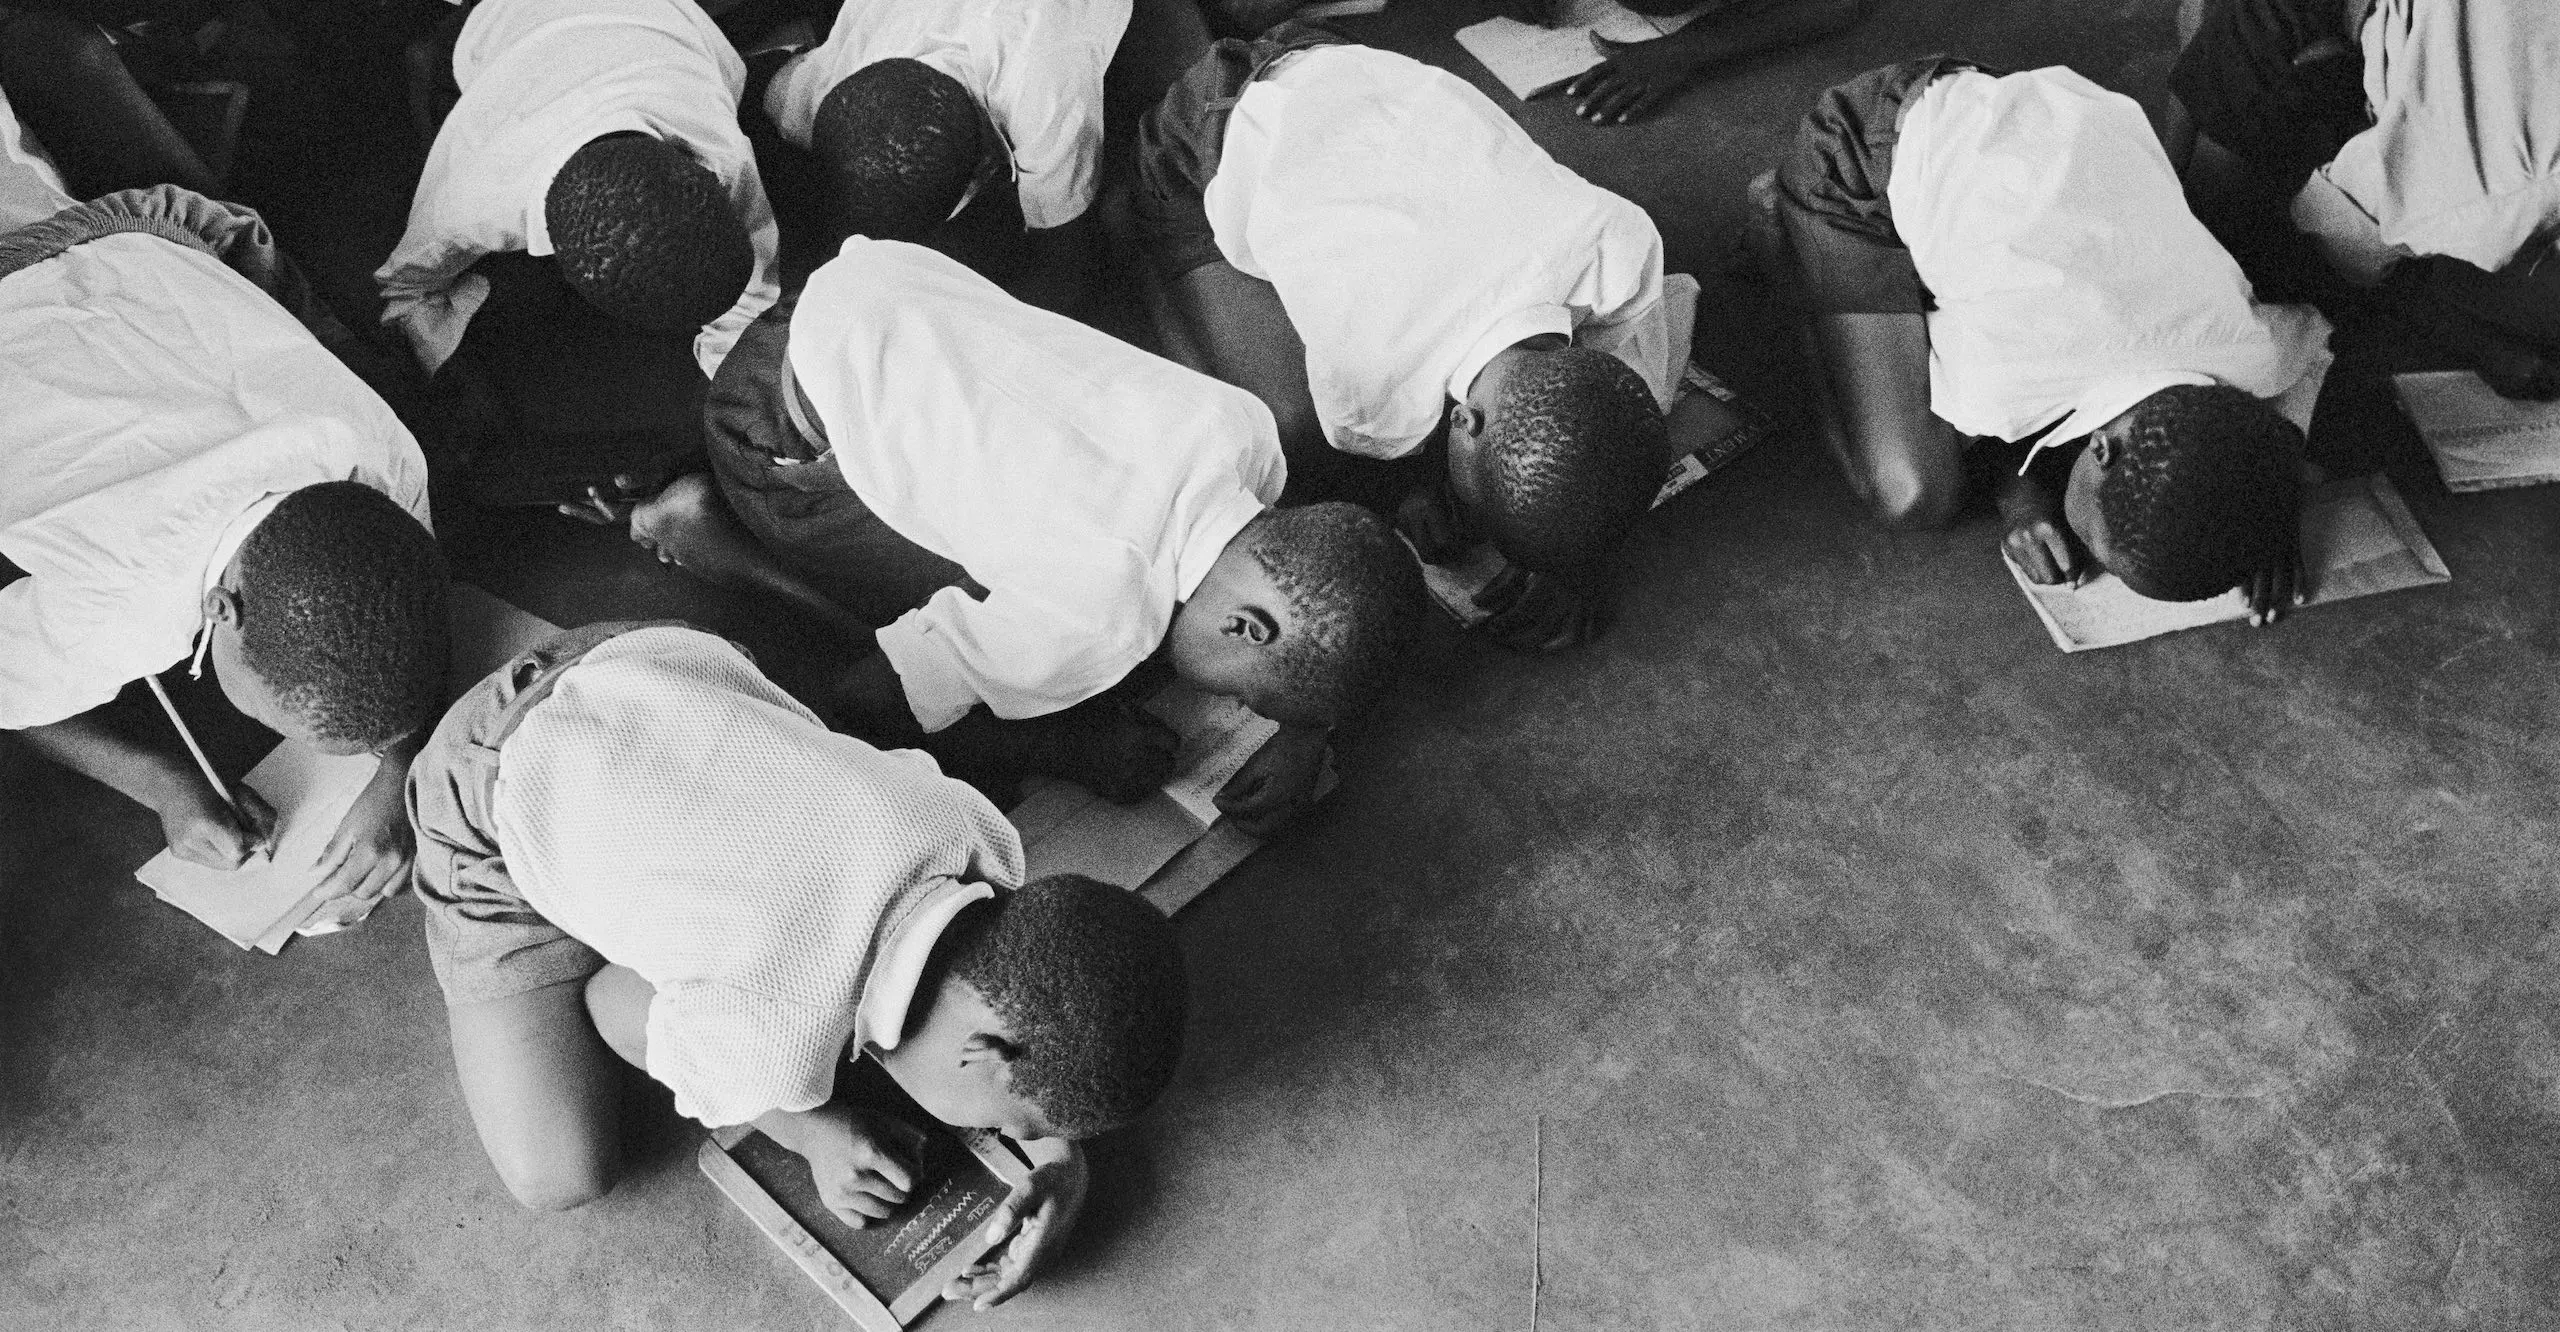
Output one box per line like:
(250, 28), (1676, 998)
(2168, 0), (2368, 188)
(701, 301), (971, 625)
(410, 620), (681, 1006)
(1772, 56), (1979, 316)
(1131, 20), (1343, 280)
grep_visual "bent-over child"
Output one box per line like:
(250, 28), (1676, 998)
(412, 621), (1186, 1310)
(1, 187), (448, 921)
(1768, 58), (2334, 620)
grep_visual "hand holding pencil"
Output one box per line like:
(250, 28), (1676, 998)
(146, 676), (278, 869)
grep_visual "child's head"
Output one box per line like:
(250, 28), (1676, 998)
(875, 874), (1187, 1141)
(1449, 344), (1667, 573)
(2060, 384), (2303, 601)
(812, 58), (992, 242)
(203, 482), (450, 755)
(545, 133), (754, 334)
(1164, 502), (1426, 727)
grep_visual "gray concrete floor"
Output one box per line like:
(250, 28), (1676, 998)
(11, 0), (2560, 1328)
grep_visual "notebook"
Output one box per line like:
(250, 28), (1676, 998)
(1456, 0), (1726, 99)
(2392, 369), (2560, 492)
(2006, 474), (2450, 653)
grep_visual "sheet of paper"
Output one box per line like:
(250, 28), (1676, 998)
(1456, 0), (1721, 99)
(1144, 684), (1281, 826)
(2008, 475), (2451, 653)
(1014, 780), (1205, 889)
(1295, 0), (1386, 18)
(2392, 370), (2560, 492)
(135, 744), (382, 951)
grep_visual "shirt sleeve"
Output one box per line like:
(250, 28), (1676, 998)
(872, 542), (1167, 733)
(693, 151), (783, 377)
(0, 574), (138, 730)
(646, 981), (855, 1128)
(985, 16), (1116, 230)
(1571, 229), (1677, 412)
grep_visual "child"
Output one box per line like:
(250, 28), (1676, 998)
(2170, 0), (2560, 399)
(376, 0), (780, 426)
(1769, 59), (2333, 619)
(411, 621), (1186, 1311)
(0, 8), (222, 202)
(592, 236), (1423, 835)
(755, 0), (1127, 312)
(1135, 30), (1718, 654)
(1, 187), (449, 920)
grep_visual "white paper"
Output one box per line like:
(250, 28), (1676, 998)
(2392, 370), (2560, 492)
(136, 745), (382, 951)
(1455, 0), (1722, 99)
(1144, 685), (1281, 826)
(2007, 474), (2451, 652)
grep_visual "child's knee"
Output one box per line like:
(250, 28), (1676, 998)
(496, 1156), (615, 1213)
(1863, 464), (1963, 530)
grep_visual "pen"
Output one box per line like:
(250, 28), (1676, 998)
(145, 674), (270, 861)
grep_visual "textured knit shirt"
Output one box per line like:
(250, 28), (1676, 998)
(790, 238), (1283, 733)
(375, 0), (780, 378)
(488, 626), (1026, 1127)
(1201, 43), (1673, 461)
(763, 0), (1130, 231)
(2291, 0), (2560, 284)
(0, 233), (431, 729)
(1886, 67), (2332, 454)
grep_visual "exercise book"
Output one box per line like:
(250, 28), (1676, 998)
(134, 583), (566, 952)
(2006, 474), (2450, 653)
(2393, 369), (2560, 492)
(1456, 0), (1725, 100)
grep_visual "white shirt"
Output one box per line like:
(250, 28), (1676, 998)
(791, 238), (1284, 733)
(0, 233), (431, 730)
(375, 0), (780, 377)
(763, 0), (1130, 231)
(1203, 44), (1672, 461)
(491, 626), (1025, 1128)
(0, 88), (72, 233)
(2292, 0), (2560, 284)
(1887, 68), (2332, 454)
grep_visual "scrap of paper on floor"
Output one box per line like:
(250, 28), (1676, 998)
(2392, 370), (2560, 492)
(2008, 474), (2450, 653)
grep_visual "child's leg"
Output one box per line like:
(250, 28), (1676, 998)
(443, 983), (624, 1212)
(1804, 311), (1964, 529)
(0, 11), (218, 198)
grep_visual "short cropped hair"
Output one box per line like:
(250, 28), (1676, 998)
(811, 58), (982, 242)
(546, 134), (753, 334)
(235, 482), (450, 750)
(1243, 502), (1427, 723)
(933, 874), (1188, 1139)
(1475, 346), (1668, 572)
(2096, 384), (2303, 602)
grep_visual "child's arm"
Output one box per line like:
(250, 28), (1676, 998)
(1564, 0), (1870, 126)
(942, 1136), (1089, 1311)
(1475, 563), (1612, 653)
(16, 700), (277, 868)
(1214, 721), (1330, 838)
(1013, 213), (1105, 317)
(1997, 443), (2084, 586)
(303, 733), (423, 929)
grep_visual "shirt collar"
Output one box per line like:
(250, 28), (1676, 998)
(192, 490), (287, 680)
(1447, 303), (1575, 406)
(2018, 371), (2216, 473)
(1176, 489), (1270, 603)
(854, 876), (997, 1053)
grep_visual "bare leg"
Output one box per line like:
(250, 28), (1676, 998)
(0, 11), (219, 198)
(444, 981), (623, 1212)
(628, 473), (872, 642)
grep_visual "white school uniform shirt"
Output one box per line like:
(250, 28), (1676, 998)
(0, 233), (431, 731)
(791, 238), (1284, 734)
(762, 0), (1130, 231)
(1201, 44), (1674, 462)
(0, 88), (73, 232)
(490, 626), (1025, 1128)
(374, 0), (780, 378)
(1886, 67), (2332, 458)
(2290, 0), (2560, 285)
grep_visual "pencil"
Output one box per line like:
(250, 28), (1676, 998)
(145, 674), (266, 856)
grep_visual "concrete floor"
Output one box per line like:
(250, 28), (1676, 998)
(10, 0), (2560, 1328)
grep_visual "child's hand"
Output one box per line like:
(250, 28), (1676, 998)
(1215, 724), (1329, 838)
(2001, 515), (2084, 587)
(2244, 537), (2306, 627)
(304, 763), (416, 931)
(1037, 697), (1181, 802)
(794, 1104), (928, 1228)
(155, 780), (277, 870)
(1474, 565), (1608, 653)
(1394, 478), (1470, 565)
(943, 1149), (1089, 1311)
(556, 474), (651, 527)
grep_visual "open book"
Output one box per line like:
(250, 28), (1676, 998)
(1008, 684), (1329, 914)
(2006, 475), (2450, 653)
(134, 583), (564, 952)
(2393, 369), (2560, 492)
(1456, 0), (1727, 100)
(697, 1059), (1034, 1332)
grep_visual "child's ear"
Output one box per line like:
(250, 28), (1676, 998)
(958, 1032), (1020, 1066)
(202, 584), (243, 628)
(1448, 400), (1488, 444)
(2085, 429), (2117, 469)
(1220, 605), (1278, 646)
